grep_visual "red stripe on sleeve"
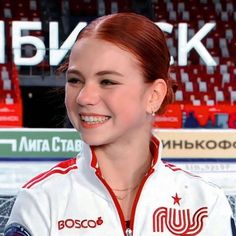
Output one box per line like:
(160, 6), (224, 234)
(23, 158), (77, 189)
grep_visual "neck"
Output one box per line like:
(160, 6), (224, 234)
(93, 135), (152, 190)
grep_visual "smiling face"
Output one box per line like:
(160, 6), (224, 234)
(65, 38), (163, 146)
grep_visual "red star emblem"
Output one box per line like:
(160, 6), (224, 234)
(172, 193), (181, 206)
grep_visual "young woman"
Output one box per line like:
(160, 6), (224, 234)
(5, 13), (235, 236)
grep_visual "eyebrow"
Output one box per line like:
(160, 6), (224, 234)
(66, 69), (123, 77)
(95, 70), (124, 77)
(66, 69), (84, 77)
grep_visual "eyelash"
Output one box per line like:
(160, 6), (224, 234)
(67, 78), (119, 86)
(67, 78), (82, 84)
(100, 79), (117, 85)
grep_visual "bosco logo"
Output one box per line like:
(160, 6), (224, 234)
(58, 217), (103, 230)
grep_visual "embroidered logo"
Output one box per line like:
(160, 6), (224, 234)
(152, 193), (208, 235)
(58, 217), (103, 230)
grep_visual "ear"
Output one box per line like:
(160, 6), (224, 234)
(146, 79), (167, 115)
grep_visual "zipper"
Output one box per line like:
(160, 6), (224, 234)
(95, 167), (155, 236)
(125, 228), (133, 236)
(129, 168), (155, 231)
(91, 136), (160, 235)
(95, 170), (127, 235)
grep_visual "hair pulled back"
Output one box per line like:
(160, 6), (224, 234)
(76, 12), (176, 114)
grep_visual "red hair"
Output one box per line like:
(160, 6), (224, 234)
(76, 12), (176, 114)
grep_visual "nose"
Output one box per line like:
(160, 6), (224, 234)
(76, 83), (100, 106)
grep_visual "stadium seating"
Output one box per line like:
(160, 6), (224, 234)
(0, 0), (42, 105)
(0, 0), (235, 128)
(1, 0), (235, 107)
(152, 0), (235, 105)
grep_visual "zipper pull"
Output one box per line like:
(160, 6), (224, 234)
(126, 228), (133, 236)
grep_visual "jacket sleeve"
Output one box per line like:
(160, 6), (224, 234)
(204, 189), (236, 235)
(4, 188), (50, 236)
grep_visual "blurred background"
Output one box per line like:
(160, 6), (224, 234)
(0, 0), (236, 233)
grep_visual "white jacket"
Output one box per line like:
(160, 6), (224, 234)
(5, 136), (235, 236)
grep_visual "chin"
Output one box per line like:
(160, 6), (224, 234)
(80, 134), (106, 147)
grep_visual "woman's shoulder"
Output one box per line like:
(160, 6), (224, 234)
(160, 160), (223, 195)
(156, 160), (231, 213)
(22, 158), (78, 190)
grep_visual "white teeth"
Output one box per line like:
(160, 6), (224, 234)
(80, 115), (109, 124)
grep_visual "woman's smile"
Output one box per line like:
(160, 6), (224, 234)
(79, 113), (111, 128)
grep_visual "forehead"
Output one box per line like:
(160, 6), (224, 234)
(68, 38), (142, 74)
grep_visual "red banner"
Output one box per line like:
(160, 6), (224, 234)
(184, 104), (236, 128)
(0, 103), (23, 127)
(154, 104), (236, 129)
(153, 104), (182, 128)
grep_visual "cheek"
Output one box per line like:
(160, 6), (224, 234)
(113, 90), (147, 119)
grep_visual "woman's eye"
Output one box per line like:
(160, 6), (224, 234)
(67, 78), (82, 84)
(101, 79), (117, 85)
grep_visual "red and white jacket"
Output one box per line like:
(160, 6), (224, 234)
(5, 136), (235, 236)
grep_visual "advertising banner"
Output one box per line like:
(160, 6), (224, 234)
(183, 104), (236, 128)
(154, 104), (236, 129)
(154, 104), (182, 128)
(0, 128), (235, 159)
(0, 104), (22, 127)
(0, 128), (81, 158)
(154, 129), (236, 159)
